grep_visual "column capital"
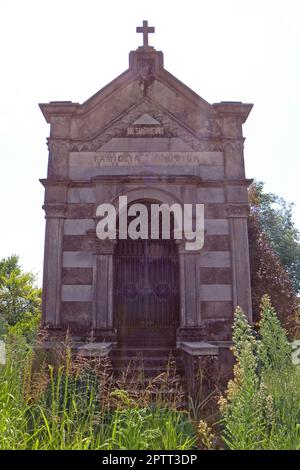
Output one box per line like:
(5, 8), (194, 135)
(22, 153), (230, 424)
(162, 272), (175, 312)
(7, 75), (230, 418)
(222, 138), (245, 152)
(47, 137), (70, 151)
(226, 203), (249, 218)
(42, 203), (67, 218)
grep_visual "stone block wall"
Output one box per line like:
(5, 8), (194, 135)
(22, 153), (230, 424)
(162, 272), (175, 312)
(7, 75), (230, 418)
(40, 45), (253, 347)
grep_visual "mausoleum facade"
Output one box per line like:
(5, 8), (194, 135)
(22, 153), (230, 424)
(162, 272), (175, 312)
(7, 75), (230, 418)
(39, 22), (253, 375)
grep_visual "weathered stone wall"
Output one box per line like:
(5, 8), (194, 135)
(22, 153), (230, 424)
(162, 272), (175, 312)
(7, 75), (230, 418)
(40, 44), (253, 345)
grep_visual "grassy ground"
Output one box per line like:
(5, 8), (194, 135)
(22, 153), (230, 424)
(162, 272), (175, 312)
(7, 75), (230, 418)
(0, 296), (299, 450)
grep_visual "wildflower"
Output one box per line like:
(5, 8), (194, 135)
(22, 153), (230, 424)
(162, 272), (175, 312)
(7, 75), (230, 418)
(197, 420), (215, 450)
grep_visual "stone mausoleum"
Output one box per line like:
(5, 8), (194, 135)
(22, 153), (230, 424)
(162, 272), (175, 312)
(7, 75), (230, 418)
(39, 22), (253, 384)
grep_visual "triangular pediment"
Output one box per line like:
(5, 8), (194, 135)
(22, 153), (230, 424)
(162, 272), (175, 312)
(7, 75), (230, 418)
(75, 50), (212, 119)
(70, 98), (222, 153)
(132, 113), (161, 126)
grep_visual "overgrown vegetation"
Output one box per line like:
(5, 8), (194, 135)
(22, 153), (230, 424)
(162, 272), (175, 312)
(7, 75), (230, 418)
(0, 245), (299, 450)
(217, 296), (300, 450)
(1, 295), (300, 449)
(0, 336), (196, 450)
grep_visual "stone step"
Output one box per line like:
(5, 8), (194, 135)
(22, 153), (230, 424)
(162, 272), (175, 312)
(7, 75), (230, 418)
(112, 366), (184, 374)
(113, 374), (186, 384)
(110, 347), (181, 358)
(110, 347), (186, 392)
(113, 364), (183, 373)
(111, 357), (183, 367)
(113, 377), (186, 388)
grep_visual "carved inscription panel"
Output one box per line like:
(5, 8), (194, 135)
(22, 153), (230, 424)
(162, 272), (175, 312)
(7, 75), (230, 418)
(69, 151), (223, 167)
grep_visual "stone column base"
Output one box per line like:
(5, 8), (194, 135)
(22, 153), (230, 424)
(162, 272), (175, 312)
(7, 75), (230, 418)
(176, 327), (204, 342)
(91, 328), (117, 342)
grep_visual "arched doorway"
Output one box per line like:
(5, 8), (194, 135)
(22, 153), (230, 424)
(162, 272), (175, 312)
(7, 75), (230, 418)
(113, 201), (180, 347)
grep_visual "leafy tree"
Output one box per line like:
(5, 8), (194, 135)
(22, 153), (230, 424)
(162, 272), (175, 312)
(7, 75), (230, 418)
(0, 254), (20, 279)
(248, 183), (299, 334)
(0, 255), (41, 340)
(249, 181), (300, 293)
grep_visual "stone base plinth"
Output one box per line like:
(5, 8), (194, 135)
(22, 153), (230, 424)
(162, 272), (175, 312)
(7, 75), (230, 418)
(177, 341), (219, 400)
(77, 342), (113, 357)
(91, 328), (117, 342)
(176, 327), (204, 342)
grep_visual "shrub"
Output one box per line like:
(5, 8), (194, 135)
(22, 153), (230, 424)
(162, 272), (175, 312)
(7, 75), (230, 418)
(219, 308), (274, 449)
(219, 299), (300, 449)
(258, 295), (292, 372)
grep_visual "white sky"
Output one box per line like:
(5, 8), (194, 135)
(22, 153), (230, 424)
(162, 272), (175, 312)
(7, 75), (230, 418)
(0, 0), (299, 285)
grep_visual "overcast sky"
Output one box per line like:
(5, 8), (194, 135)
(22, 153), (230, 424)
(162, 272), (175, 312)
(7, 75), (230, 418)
(0, 0), (299, 285)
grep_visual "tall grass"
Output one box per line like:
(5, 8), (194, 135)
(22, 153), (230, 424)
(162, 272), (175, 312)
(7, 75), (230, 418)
(0, 335), (196, 450)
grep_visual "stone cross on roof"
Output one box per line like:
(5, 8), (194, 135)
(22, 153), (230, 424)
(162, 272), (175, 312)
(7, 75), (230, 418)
(136, 20), (155, 48)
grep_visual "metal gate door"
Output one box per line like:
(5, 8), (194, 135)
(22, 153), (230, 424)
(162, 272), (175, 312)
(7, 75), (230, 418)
(113, 237), (180, 347)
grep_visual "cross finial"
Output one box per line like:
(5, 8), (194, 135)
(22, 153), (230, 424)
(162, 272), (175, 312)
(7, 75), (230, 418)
(136, 20), (155, 48)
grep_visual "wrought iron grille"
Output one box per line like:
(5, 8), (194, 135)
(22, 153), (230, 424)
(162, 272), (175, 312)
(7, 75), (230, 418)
(113, 237), (180, 331)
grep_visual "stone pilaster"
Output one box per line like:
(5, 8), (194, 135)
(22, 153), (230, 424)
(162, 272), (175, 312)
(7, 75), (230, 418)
(42, 203), (67, 327)
(88, 236), (116, 341)
(223, 140), (245, 179)
(47, 138), (70, 178)
(176, 240), (202, 341)
(213, 101), (253, 180)
(227, 203), (252, 321)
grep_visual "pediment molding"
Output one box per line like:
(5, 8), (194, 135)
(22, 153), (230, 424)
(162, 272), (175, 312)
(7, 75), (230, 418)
(70, 99), (223, 153)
